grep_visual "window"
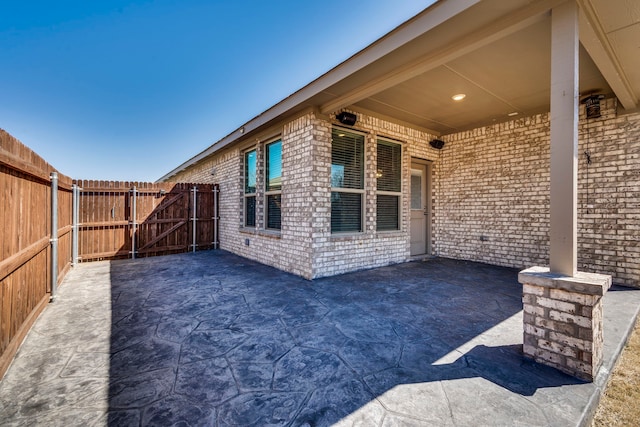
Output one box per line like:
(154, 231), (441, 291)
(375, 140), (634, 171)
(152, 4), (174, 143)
(411, 170), (422, 210)
(244, 149), (256, 227)
(265, 139), (282, 230)
(331, 128), (364, 233)
(376, 139), (402, 231)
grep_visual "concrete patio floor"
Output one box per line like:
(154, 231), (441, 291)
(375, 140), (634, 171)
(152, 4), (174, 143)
(1, 251), (639, 426)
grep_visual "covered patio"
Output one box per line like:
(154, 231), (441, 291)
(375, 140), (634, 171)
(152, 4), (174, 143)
(1, 251), (639, 426)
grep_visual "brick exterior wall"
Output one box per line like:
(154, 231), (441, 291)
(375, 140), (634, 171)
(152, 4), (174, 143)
(170, 110), (439, 279)
(437, 115), (551, 269)
(175, 119), (317, 276)
(577, 100), (639, 287)
(169, 100), (638, 285)
(438, 99), (639, 287)
(310, 112), (439, 278)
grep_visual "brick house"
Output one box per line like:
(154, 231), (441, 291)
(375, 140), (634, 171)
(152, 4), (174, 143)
(160, 0), (639, 287)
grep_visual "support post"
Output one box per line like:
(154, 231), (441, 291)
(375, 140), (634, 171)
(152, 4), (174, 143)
(192, 186), (197, 253)
(50, 172), (58, 302)
(71, 184), (79, 265)
(131, 186), (137, 259)
(549, 0), (579, 276)
(519, 2), (612, 382)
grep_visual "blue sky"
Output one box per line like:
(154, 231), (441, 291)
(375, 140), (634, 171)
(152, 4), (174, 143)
(1, 1), (433, 181)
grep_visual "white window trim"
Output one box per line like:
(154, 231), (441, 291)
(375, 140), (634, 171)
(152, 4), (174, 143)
(331, 126), (367, 234)
(264, 137), (282, 231)
(376, 137), (403, 232)
(243, 148), (257, 228)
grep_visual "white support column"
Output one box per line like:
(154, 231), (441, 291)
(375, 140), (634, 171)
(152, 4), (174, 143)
(520, 3), (612, 381)
(549, 0), (579, 276)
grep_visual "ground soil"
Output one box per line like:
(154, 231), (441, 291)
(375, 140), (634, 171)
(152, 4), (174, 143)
(592, 316), (640, 426)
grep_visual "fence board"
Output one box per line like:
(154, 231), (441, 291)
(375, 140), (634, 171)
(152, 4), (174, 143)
(77, 182), (218, 261)
(0, 236), (50, 282)
(0, 129), (72, 378)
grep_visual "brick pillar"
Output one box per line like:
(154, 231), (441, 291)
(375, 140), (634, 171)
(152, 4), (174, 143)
(518, 266), (611, 381)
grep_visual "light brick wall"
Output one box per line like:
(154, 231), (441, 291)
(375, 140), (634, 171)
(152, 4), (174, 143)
(436, 114), (551, 269)
(438, 99), (639, 287)
(310, 111), (439, 277)
(577, 100), (640, 287)
(169, 110), (439, 279)
(170, 116), (315, 278)
(169, 100), (638, 284)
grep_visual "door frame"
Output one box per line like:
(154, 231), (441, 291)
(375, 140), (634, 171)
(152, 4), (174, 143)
(410, 158), (432, 256)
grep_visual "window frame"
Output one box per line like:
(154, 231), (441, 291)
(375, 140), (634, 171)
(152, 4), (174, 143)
(243, 148), (257, 228)
(376, 137), (403, 232)
(330, 127), (366, 234)
(264, 138), (282, 231)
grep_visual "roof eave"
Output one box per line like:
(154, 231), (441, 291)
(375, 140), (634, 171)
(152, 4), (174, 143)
(158, 0), (482, 182)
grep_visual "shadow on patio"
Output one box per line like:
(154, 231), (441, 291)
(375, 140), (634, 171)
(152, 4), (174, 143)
(104, 251), (580, 426)
(1, 250), (639, 426)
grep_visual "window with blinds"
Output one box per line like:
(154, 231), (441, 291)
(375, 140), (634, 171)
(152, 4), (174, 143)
(244, 149), (257, 227)
(331, 128), (364, 233)
(376, 139), (402, 231)
(265, 139), (282, 230)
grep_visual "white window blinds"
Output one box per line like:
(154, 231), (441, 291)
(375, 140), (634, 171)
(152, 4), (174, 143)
(331, 128), (364, 233)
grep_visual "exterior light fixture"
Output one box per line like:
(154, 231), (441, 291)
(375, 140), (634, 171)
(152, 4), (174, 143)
(581, 94), (605, 119)
(429, 139), (445, 149)
(376, 169), (383, 178)
(336, 111), (357, 126)
(508, 112), (519, 117)
(451, 93), (466, 101)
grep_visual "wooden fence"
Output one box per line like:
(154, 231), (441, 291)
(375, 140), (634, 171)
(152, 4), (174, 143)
(0, 129), (219, 378)
(0, 130), (73, 378)
(76, 181), (219, 261)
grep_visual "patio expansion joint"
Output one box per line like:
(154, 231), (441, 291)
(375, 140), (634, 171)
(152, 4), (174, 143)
(521, 393), (554, 427)
(439, 379), (456, 424)
(380, 403), (443, 426)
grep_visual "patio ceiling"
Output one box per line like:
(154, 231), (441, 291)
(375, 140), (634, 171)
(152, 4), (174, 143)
(316, 0), (639, 134)
(160, 0), (640, 180)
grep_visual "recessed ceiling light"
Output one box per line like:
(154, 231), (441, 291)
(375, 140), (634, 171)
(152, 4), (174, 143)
(452, 93), (466, 101)
(507, 112), (519, 117)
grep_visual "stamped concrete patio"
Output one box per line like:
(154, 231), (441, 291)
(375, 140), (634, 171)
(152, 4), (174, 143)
(1, 250), (639, 426)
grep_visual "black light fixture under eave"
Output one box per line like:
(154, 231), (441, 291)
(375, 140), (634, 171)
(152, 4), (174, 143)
(429, 139), (445, 149)
(581, 93), (605, 119)
(336, 112), (357, 126)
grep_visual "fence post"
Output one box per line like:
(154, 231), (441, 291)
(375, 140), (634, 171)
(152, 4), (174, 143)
(50, 172), (58, 302)
(192, 186), (197, 253)
(131, 186), (137, 259)
(213, 185), (219, 249)
(71, 184), (79, 265)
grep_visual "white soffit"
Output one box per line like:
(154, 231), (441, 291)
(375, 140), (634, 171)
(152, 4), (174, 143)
(578, 0), (640, 109)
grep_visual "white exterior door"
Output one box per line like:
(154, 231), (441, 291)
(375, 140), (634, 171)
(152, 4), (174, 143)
(410, 161), (430, 256)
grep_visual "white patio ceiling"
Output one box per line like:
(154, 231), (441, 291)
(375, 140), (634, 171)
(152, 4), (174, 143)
(160, 0), (640, 180)
(316, 0), (639, 134)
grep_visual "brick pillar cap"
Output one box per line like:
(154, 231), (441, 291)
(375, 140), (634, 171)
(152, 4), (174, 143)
(518, 266), (612, 296)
